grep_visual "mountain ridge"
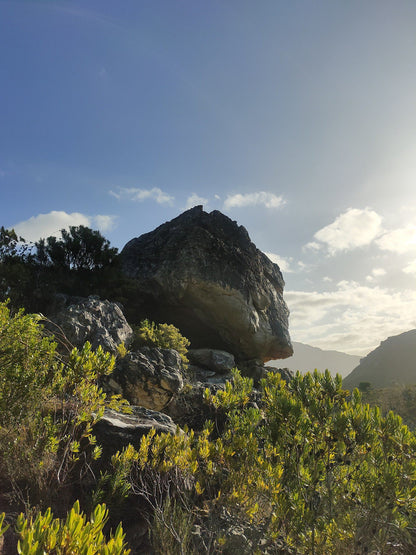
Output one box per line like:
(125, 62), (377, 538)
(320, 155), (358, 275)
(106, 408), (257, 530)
(343, 329), (416, 389)
(267, 341), (361, 378)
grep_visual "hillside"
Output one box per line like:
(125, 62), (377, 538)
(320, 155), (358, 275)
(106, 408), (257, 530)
(343, 329), (416, 389)
(267, 341), (361, 378)
(2, 213), (416, 553)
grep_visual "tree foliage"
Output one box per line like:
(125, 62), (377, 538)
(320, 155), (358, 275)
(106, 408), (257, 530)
(35, 225), (118, 271)
(0, 224), (126, 313)
(0, 226), (27, 263)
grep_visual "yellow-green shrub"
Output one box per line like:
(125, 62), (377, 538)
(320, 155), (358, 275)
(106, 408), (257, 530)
(16, 501), (130, 554)
(132, 320), (190, 366)
(132, 369), (416, 554)
(0, 301), (130, 496)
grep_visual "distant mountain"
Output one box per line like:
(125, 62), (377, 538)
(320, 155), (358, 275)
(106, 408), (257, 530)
(267, 341), (361, 378)
(343, 329), (416, 390)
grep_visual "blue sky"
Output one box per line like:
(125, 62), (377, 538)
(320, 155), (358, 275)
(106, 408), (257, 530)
(1, 0), (416, 355)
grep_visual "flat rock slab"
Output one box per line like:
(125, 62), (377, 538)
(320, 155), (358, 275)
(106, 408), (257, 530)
(95, 406), (178, 456)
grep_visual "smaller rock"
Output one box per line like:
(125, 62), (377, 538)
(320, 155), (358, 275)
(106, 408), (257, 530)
(238, 359), (267, 385)
(267, 366), (294, 383)
(112, 347), (184, 411)
(95, 406), (178, 456)
(239, 360), (293, 386)
(50, 296), (133, 354)
(165, 383), (223, 430)
(188, 349), (235, 374)
(189, 364), (216, 381)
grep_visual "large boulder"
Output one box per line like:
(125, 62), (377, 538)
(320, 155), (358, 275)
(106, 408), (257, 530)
(121, 206), (292, 362)
(49, 295), (133, 354)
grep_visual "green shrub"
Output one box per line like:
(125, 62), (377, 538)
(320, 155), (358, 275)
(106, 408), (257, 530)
(150, 496), (194, 555)
(0, 301), (130, 499)
(0, 512), (9, 540)
(91, 444), (139, 510)
(16, 501), (130, 554)
(132, 320), (190, 367)
(130, 369), (416, 554)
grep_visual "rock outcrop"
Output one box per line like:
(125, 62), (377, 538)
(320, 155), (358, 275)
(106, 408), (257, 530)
(50, 295), (133, 354)
(111, 347), (184, 411)
(121, 206), (292, 362)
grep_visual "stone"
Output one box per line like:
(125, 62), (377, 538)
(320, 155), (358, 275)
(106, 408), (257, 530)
(112, 347), (184, 411)
(239, 359), (293, 386)
(238, 358), (268, 384)
(188, 348), (235, 374)
(121, 206), (293, 362)
(49, 295), (133, 354)
(94, 406), (178, 456)
(267, 366), (294, 383)
(164, 382), (224, 431)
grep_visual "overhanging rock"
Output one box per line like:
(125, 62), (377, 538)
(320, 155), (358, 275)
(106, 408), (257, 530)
(121, 206), (293, 362)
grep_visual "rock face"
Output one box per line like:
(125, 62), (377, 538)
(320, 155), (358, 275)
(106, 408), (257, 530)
(121, 206), (292, 362)
(188, 348), (235, 374)
(50, 296), (133, 354)
(112, 347), (184, 411)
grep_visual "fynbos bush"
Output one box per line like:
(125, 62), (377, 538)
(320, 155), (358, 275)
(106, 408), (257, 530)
(132, 319), (190, 367)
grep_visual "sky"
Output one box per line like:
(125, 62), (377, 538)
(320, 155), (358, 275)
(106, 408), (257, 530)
(1, 0), (416, 356)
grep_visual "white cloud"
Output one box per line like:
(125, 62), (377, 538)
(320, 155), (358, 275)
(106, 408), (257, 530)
(223, 191), (285, 210)
(286, 281), (416, 355)
(92, 214), (117, 232)
(308, 208), (383, 255)
(403, 260), (416, 275)
(14, 211), (90, 241)
(265, 252), (293, 273)
(13, 211), (116, 242)
(376, 225), (416, 254)
(109, 187), (174, 205)
(366, 267), (386, 282)
(186, 193), (208, 209)
(304, 241), (321, 252)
